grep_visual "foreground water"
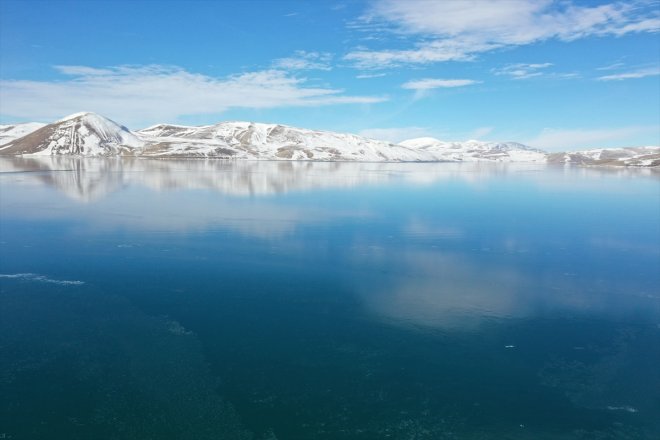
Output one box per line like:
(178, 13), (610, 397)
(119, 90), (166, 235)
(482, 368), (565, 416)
(0, 157), (659, 439)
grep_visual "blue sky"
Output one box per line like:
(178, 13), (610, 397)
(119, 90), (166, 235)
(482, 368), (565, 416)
(0, 0), (658, 150)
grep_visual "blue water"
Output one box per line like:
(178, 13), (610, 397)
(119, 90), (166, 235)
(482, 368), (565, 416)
(1, 157), (659, 439)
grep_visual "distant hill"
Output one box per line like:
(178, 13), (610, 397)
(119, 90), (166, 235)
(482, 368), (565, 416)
(1, 112), (657, 166)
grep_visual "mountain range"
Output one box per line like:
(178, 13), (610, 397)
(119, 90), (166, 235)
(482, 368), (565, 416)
(0, 112), (658, 167)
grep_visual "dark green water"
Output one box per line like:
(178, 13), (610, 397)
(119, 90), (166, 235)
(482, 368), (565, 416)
(1, 157), (659, 439)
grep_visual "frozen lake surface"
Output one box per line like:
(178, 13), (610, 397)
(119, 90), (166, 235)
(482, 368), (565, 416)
(1, 157), (659, 439)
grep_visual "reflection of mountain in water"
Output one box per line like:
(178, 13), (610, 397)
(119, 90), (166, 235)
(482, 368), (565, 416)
(1, 156), (127, 202)
(2, 156), (657, 202)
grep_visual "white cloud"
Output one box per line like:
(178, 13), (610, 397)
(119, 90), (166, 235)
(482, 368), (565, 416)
(346, 0), (660, 68)
(53, 65), (114, 76)
(402, 78), (480, 90)
(401, 78), (480, 99)
(525, 125), (659, 151)
(597, 65), (660, 80)
(492, 62), (553, 79)
(552, 72), (581, 79)
(356, 72), (387, 79)
(346, 38), (498, 68)
(596, 61), (626, 71)
(468, 126), (494, 140)
(358, 126), (432, 143)
(0, 65), (385, 128)
(272, 50), (333, 71)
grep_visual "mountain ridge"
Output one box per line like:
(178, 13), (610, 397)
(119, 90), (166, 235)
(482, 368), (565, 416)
(1, 112), (658, 166)
(0, 113), (143, 156)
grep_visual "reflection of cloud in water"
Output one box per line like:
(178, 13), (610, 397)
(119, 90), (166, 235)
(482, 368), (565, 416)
(357, 249), (529, 330)
(355, 245), (660, 331)
(590, 236), (660, 256)
(404, 218), (463, 240)
(1, 186), (344, 238)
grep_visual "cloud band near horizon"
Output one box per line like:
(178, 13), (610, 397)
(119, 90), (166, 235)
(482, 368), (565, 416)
(0, 65), (386, 128)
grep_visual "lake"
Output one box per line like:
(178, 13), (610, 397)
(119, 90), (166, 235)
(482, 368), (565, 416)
(1, 157), (659, 439)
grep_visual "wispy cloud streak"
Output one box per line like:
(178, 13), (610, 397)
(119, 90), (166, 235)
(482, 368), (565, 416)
(0, 65), (385, 127)
(346, 0), (660, 68)
(597, 66), (660, 80)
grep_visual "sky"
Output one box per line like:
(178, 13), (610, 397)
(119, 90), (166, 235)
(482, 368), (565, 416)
(0, 0), (658, 151)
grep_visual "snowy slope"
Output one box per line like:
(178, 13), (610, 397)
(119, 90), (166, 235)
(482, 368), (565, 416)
(137, 122), (436, 161)
(0, 113), (657, 166)
(0, 112), (143, 156)
(547, 147), (660, 167)
(0, 122), (46, 145)
(400, 137), (547, 162)
(137, 123), (547, 162)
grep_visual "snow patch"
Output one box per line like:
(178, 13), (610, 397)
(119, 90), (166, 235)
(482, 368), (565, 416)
(0, 273), (85, 286)
(55, 111), (95, 123)
(606, 406), (638, 413)
(0, 122), (47, 145)
(401, 137), (546, 162)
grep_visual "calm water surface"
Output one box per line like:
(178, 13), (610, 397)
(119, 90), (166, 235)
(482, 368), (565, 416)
(1, 157), (659, 439)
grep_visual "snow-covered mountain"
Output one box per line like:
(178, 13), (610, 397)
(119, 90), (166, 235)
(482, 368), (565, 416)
(0, 112), (657, 166)
(0, 122), (47, 145)
(137, 121), (434, 161)
(547, 147), (660, 167)
(0, 113), (143, 156)
(400, 137), (546, 162)
(0, 114), (433, 161)
(0, 113), (536, 162)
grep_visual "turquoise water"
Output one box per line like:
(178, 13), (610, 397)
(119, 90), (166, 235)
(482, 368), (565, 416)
(1, 158), (659, 439)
